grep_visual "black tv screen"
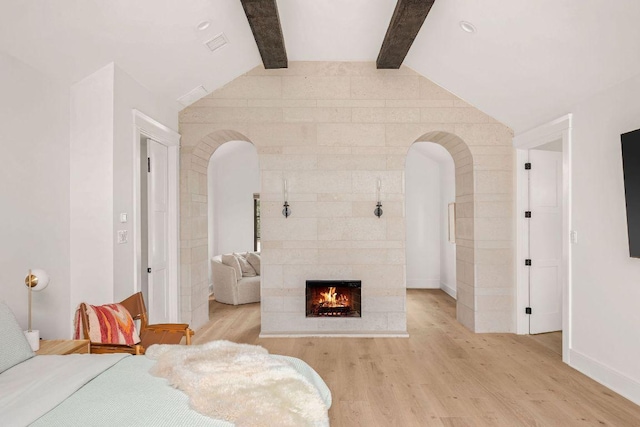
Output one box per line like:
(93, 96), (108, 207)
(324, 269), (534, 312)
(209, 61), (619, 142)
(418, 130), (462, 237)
(621, 128), (640, 257)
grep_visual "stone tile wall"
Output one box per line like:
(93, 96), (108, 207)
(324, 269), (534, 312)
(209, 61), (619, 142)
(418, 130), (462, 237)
(179, 62), (514, 334)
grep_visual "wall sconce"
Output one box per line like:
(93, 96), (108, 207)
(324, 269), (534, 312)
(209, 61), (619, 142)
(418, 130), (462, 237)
(282, 179), (291, 218)
(374, 178), (383, 218)
(24, 268), (50, 351)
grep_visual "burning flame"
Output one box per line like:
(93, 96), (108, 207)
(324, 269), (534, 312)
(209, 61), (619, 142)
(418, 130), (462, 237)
(318, 287), (349, 307)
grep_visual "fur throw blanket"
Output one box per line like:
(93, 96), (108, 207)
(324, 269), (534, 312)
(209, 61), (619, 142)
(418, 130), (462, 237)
(146, 341), (329, 427)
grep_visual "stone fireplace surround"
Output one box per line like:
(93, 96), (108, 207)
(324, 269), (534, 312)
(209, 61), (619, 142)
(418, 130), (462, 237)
(178, 62), (514, 336)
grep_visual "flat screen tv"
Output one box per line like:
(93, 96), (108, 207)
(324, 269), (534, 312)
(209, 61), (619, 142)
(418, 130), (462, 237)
(621, 128), (640, 257)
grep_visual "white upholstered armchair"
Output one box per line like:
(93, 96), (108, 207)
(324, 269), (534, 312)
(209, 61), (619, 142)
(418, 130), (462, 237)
(211, 254), (261, 305)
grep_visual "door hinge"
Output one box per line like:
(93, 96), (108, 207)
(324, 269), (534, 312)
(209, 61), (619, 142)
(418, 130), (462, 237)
(147, 157), (151, 173)
(147, 267), (152, 273)
(525, 162), (531, 170)
(525, 259), (532, 266)
(525, 307), (532, 315)
(525, 211), (532, 218)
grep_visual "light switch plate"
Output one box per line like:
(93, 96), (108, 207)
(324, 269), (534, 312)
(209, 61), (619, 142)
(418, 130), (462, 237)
(117, 230), (128, 244)
(120, 213), (128, 223)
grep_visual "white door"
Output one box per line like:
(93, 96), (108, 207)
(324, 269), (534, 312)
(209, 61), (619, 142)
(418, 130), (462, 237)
(528, 149), (563, 334)
(147, 139), (170, 324)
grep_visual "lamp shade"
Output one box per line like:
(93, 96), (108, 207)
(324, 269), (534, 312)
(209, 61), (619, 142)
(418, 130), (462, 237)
(25, 269), (49, 292)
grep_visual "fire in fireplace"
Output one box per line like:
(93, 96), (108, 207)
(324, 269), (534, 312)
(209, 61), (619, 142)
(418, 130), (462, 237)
(305, 280), (361, 318)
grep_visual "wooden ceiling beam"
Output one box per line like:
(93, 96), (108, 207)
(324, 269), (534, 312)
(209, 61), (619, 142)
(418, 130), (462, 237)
(377, 0), (436, 69)
(240, 0), (288, 69)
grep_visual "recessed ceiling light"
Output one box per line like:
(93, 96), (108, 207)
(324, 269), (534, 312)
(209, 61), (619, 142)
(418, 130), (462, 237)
(459, 21), (476, 34)
(197, 21), (211, 31)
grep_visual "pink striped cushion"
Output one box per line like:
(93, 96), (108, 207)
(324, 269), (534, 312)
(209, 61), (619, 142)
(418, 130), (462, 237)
(75, 303), (140, 345)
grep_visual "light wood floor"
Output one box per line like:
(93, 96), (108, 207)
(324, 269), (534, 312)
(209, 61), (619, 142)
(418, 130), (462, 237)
(195, 290), (640, 426)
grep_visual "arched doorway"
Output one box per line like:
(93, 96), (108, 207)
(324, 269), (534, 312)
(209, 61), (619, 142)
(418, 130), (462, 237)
(405, 141), (456, 298)
(207, 140), (260, 293)
(179, 130), (258, 330)
(407, 131), (476, 329)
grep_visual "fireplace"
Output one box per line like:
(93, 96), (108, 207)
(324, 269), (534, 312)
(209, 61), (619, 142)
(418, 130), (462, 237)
(305, 280), (361, 317)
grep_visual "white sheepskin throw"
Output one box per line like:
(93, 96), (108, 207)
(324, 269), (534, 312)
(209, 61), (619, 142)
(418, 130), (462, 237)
(146, 341), (329, 427)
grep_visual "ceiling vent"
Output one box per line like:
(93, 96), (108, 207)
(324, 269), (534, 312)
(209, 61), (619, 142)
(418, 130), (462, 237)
(205, 33), (229, 53)
(177, 85), (208, 107)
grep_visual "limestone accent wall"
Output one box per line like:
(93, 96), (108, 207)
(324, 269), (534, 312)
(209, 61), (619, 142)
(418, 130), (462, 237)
(179, 62), (514, 334)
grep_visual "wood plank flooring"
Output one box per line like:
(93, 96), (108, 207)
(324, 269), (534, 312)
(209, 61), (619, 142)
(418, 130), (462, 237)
(529, 331), (562, 357)
(194, 289), (640, 426)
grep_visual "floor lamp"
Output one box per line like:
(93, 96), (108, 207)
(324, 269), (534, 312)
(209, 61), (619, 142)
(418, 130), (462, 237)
(24, 268), (49, 351)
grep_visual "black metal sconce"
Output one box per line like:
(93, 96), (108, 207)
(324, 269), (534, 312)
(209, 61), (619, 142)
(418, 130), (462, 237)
(374, 201), (383, 218)
(374, 178), (383, 218)
(282, 179), (291, 218)
(282, 201), (291, 218)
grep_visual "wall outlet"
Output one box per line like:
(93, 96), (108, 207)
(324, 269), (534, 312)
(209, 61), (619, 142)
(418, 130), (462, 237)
(117, 230), (128, 244)
(570, 230), (578, 244)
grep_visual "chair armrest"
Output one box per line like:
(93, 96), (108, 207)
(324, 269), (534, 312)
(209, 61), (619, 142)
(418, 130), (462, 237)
(212, 260), (237, 283)
(212, 259), (239, 304)
(146, 323), (190, 331)
(140, 324), (194, 347)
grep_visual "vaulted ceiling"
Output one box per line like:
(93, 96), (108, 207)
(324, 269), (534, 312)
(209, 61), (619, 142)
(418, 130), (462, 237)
(1, 0), (639, 133)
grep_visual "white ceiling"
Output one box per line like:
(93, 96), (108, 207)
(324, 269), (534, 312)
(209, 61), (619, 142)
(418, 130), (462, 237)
(1, 0), (639, 133)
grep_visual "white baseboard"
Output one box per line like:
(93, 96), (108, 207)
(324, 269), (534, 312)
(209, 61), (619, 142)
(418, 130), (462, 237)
(569, 349), (640, 406)
(440, 283), (456, 299)
(406, 279), (440, 289)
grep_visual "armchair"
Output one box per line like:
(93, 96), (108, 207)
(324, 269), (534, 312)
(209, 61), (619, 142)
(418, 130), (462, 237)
(78, 292), (193, 355)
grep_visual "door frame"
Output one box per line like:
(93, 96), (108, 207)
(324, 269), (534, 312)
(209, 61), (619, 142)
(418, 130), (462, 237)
(513, 114), (572, 364)
(132, 110), (181, 322)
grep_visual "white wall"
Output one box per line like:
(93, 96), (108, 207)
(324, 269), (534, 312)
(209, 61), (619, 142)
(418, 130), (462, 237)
(405, 147), (441, 288)
(0, 52), (70, 339)
(70, 63), (179, 322)
(70, 64), (115, 311)
(405, 142), (456, 294)
(439, 151), (456, 297)
(207, 141), (260, 275)
(112, 65), (179, 301)
(1, 56), (178, 339)
(570, 72), (640, 404)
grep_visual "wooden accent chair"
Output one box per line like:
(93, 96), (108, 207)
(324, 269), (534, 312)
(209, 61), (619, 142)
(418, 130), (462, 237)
(79, 292), (194, 355)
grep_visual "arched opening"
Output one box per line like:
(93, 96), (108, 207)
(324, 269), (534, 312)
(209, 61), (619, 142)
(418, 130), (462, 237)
(407, 131), (475, 330)
(405, 142), (456, 298)
(179, 130), (259, 330)
(207, 140), (260, 298)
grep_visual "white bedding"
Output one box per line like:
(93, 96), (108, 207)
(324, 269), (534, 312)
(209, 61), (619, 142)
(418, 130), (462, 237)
(0, 352), (331, 427)
(0, 353), (128, 426)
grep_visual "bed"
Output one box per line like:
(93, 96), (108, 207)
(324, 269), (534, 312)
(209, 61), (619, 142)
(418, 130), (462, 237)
(0, 303), (331, 426)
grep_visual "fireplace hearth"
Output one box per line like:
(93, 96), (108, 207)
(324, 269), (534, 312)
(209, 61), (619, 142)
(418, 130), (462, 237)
(306, 280), (361, 318)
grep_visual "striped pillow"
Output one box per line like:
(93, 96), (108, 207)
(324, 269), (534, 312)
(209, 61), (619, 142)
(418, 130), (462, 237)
(75, 303), (140, 345)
